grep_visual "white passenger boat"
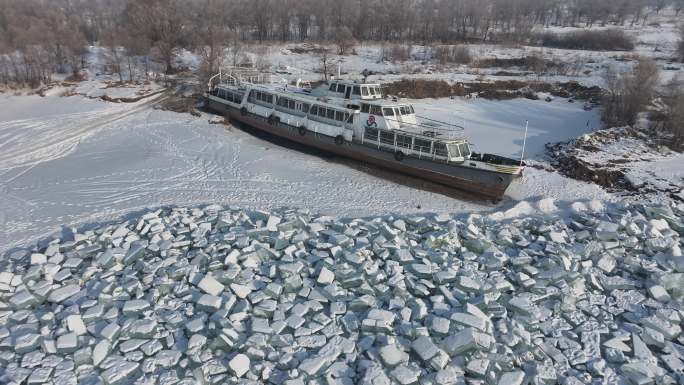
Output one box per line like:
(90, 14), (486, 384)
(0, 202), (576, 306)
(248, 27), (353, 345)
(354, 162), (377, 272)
(202, 69), (525, 199)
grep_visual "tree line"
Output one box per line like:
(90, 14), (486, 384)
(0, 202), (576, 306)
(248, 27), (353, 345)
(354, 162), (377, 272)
(1, 0), (682, 86)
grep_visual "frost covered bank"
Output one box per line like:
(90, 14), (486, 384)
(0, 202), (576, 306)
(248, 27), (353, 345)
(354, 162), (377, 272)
(1, 200), (684, 385)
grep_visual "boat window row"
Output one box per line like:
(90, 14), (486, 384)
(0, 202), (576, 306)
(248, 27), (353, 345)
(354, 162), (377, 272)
(310, 105), (351, 123)
(245, 88), (353, 124)
(363, 126), (461, 160)
(248, 90), (274, 105)
(328, 82), (382, 98)
(360, 104), (382, 115)
(211, 88), (244, 104)
(361, 85), (382, 97)
(360, 103), (415, 116)
(276, 96), (310, 113)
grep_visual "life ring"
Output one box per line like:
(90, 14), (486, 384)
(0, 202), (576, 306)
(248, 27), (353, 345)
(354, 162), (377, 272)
(334, 135), (345, 145)
(240, 107), (247, 116)
(394, 151), (405, 161)
(298, 126), (307, 136)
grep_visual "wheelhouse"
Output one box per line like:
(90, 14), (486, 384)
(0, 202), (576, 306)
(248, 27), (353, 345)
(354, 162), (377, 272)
(325, 80), (383, 100)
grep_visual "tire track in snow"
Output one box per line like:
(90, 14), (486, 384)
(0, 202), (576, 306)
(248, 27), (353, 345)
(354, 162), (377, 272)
(0, 95), (164, 172)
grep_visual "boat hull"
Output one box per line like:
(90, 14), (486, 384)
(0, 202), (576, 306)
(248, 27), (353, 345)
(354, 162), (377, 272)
(205, 99), (518, 199)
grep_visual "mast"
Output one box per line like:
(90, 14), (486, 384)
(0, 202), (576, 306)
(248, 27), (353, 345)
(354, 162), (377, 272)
(520, 120), (529, 166)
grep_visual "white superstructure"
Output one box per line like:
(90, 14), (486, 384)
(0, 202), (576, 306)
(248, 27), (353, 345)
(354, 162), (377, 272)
(206, 72), (478, 164)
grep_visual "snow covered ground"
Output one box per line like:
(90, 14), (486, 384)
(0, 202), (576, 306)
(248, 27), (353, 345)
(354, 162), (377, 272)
(0, 92), (609, 256)
(412, 97), (601, 158)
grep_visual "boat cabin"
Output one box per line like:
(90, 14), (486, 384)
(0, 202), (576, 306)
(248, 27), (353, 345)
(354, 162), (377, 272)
(313, 80), (384, 101)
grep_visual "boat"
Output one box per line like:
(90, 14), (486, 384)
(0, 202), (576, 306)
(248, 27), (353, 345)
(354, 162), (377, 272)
(202, 69), (525, 200)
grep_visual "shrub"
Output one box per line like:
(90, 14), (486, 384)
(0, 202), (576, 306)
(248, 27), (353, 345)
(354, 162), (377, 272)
(389, 44), (412, 63)
(476, 55), (549, 71)
(537, 30), (634, 51)
(433, 45), (471, 65)
(661, 76), (684, 150)
(384, 79), (463, 99)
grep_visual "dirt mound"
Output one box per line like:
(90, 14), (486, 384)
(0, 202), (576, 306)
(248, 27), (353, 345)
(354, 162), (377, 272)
(385, 79), (602, 101)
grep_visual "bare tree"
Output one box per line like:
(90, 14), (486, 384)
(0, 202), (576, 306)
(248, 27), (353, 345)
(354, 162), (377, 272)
(678, 24), (684, 62)
(228, 32), (244, 67)
(602, 58), (659, 126)
(317, 49), (331, 81)
(193, 0), (230, 82)
(125, 0), (187, 74)
(102, 26), (126, 83)
(334, 26), (356, 55)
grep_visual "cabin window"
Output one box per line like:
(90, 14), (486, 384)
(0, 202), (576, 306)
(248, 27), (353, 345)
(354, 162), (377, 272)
(361, 104), (370, 113)
(335, 111), (344, 121)
(316, 106), (324, 117)
(327, 109), (335, 120)
(310, 105), (318, 115)
(344, 113), (351, 122)
(382, 108), (395, 117)
(458, 143), (470, 157)
(370, 105), (382, 115)
(414, 138), (432, 153)
(300, 103), (310, 113)
(361, 87), (369, 96)
(337, 84), (345, 93)
(267, 94), (273, 104)
(448, 144), (461, 158)
(353, 86), (361, 95)
(329, 83), (337, 91)
(410, 105), (415, 114)
(396, 134), (412, 149)
(434, 142), (448, 157)
(375, 87), (382, 96)
(368, 87), (376, 96)
(400, 106), (410, 115)
(289, 100), (295, 109)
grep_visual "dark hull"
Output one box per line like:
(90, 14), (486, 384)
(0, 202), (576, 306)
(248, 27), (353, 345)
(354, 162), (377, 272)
(206, 99), (518, 199)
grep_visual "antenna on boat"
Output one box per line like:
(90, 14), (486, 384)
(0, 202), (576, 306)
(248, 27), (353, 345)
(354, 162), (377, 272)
(520, 120), (529, 166)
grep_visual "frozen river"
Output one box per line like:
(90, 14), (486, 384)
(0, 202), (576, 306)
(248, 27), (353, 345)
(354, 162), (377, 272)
(0, 92), (606, 255)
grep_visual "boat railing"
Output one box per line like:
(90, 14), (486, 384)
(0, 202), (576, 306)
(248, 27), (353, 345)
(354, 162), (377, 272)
(383, 116), (466, 141)
(210, 67), (272, 89)
(361, 125), (461, 163)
